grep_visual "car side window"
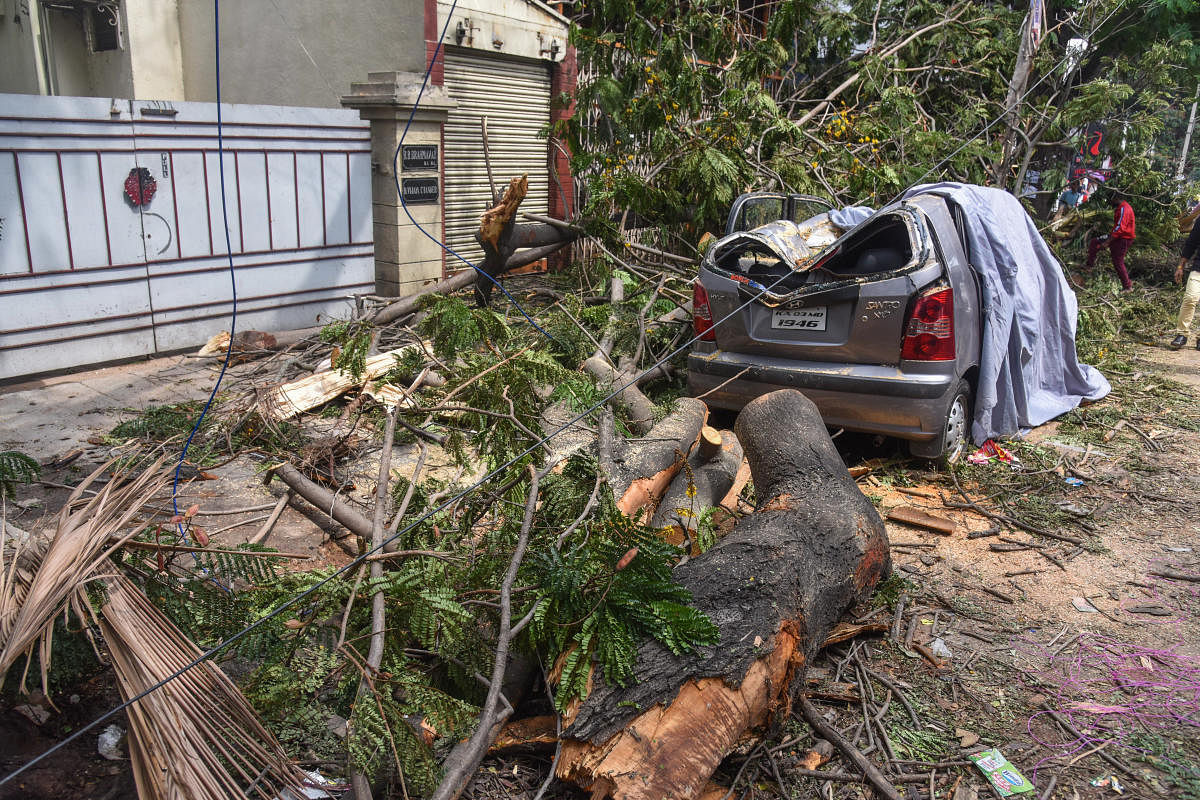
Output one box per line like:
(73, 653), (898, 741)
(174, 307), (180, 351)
(734, 196), (785, 232)
(790, 199), (832, 225)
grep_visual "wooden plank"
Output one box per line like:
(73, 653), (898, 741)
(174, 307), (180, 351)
(886, 505), (956, 535)
(263, 343), (425, 420)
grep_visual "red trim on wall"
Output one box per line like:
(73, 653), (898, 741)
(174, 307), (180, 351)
(0, 130), (369, 145)
(345, 152), (353, 243)
(96, 152), (113, 266)
(0, 244), (373, 291)
(202, 153), (214, 255)
(55, 153), (75, 269)
(319, 152), (328, 246)
(440, 122), (448, 278)
(234, 151), (245, 253)
(425, 0), (444, 86)
(168, 152), (182, 258)
(264, 150), (275, 251)
(293, 152), (301, 248)
(0, 114), (367, 131)
(13, 153), (33, 273)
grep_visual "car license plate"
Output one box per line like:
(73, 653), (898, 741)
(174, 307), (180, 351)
(771, 306), (827, 331)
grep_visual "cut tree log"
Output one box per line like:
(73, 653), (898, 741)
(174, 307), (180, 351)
(581, 278), (662, 435)
(371, 270), (477, 326)
(695, 425), (723, 463)
(583, 355), (661, 436)
(719, 457), (751, 512)
(555, 389), (891, 800)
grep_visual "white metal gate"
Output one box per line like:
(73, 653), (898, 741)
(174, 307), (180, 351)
(0, 93), (373, 380)
(443, 49), (551, 266)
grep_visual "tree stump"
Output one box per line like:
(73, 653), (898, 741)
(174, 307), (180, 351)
(555, 389), (891, 800)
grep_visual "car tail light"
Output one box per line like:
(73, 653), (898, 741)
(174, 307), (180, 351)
(901, 286), (955, 361)
(693, 281), (716, 341)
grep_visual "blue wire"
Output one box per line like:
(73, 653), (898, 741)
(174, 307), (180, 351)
(169, 0), (238, 552)
(392, 0), (556, 342)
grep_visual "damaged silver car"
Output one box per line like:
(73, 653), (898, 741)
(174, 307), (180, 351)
(688, 191), (983, 462)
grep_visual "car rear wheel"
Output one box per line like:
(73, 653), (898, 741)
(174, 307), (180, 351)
(940, 381), (971, 464)
(910, 379), (971, 464)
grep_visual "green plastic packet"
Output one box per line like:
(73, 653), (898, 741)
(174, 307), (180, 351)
(967, 748), (1035, 796)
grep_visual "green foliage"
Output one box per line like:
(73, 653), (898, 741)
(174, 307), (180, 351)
(0, 617), (102, 698)
(567, 0), (1200, 248)
(0, 450), (40, 499)
(419, 295), (512, 361)
(524, 469), (719, 709)
(871, 573), (916, 612)
(691, 506), (720, 555)
(382, 347), (429, 387)
(106, 401), (302, 467)
(437, 345), (574, 470)
(110, 401), (203, 442)
(320, 319), (374, 381)
(887, 719), (953, 762)
(1127, 731), (1200, 800)
(541, 296), (615, 366)
(1074, 273), (1178, 371)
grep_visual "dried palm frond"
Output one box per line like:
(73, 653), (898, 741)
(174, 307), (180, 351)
(94, 574), (308, 800)
(0, 514), (47, 656)
(0, 456), (169, 691)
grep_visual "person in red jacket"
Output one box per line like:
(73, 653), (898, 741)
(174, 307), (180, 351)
(1085, 192), (1136, 291)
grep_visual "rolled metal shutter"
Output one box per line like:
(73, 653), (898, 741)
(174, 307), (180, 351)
(443, 49), (551, 267)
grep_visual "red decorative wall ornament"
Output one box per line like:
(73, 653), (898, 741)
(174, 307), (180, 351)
(124, 167), (157, 207)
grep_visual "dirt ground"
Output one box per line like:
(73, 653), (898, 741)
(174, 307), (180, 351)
(2, 336), (1198, 799)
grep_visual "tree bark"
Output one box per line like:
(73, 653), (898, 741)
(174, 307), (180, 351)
(1177, 84), (1200, 184)
(555, 390), (891, 800)
(582, 278), (660, 435)
(994, 10), (1038, 188)
(271, 463), (373, 540)
(371, 271), (478, 326)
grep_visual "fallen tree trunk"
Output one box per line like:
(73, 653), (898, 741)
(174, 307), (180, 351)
(371, 271), (477, 326)
(582, 277), (659, 435)
(556, 389), (891, 800)
(582, 356), (658, 435)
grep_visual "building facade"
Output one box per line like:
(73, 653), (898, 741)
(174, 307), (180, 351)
(1, 1), (575, 378)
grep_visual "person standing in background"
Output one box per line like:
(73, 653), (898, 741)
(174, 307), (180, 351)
(1085, 192), (1136, 291)
(1170, 219), (1200, 350)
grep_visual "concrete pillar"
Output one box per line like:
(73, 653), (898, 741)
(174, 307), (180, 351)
(342, 71), (456, 297)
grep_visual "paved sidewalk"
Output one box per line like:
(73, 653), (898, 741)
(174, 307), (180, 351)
(1, 355), (345, 563)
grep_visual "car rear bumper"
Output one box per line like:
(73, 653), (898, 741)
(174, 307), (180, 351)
(687, 349), (955, 441)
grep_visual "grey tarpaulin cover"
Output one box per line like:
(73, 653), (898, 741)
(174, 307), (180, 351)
(899, 182), (1110, 442)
